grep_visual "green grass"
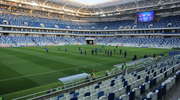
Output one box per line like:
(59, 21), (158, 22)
(0, 45), (171, 99)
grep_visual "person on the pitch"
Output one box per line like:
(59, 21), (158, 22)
(119, 49), (122, 55)
(84, 50), (87, 55)
(80, 49), (83, 55)
(45, 48), (49, 53)
(124, 51), (127, 58)
(64, 48), (68, 52)
(91, 49), (94, 55)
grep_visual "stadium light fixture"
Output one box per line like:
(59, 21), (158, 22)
(71, 0), (112, 5)
(31, 2), (38, 6)
(6, 0), (17, 1)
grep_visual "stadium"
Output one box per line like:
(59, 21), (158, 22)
(0, 0), (180, 100)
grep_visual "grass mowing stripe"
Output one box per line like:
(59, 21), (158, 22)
(2, 48), (77, 70)
(11, 47), (115, 69)
(0, 50), (40, 95)
(0, 61), (21, 79)
(0, 48), (53, 74)
(0, 63), (105, 82)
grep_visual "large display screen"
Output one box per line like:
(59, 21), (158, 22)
(137, 11), (155, 22)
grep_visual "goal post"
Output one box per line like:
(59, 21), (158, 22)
(85, 38), (95, 45)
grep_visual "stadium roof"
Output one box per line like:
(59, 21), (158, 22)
(7, 0), (137, 8)
(6, 0), (161, 17)
(46, 0), (136, 8)
(51, 0), (114, 6)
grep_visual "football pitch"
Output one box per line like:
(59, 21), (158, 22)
(0, 45), (171, 99)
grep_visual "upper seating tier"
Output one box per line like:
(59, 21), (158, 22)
(0, 14), (180, 30)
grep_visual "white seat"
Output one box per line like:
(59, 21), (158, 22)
(119, 94), (129, 100)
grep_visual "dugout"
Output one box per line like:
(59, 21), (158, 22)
(58, 73), (90, 84)
(85, 38), (95, 45)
